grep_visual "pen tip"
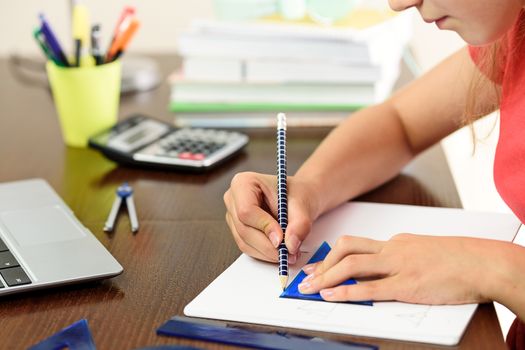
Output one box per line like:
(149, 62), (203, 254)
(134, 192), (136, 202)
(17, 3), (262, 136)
(280, 275), (288, 290)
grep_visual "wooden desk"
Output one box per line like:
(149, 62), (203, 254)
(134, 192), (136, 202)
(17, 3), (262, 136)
(0, 55), (505, 349)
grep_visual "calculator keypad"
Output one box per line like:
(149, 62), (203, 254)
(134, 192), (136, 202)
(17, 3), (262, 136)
(159, 138), (225, 160)
(136, 128), (247, 164)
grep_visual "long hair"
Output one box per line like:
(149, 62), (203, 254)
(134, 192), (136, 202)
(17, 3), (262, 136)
(463, 12), (525, 145)
(463, 43), (503, 126)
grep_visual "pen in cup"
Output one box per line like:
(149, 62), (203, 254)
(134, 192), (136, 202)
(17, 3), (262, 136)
(33, 28), (60, 66)
(72, 2), (91, 67)
(107, 17), (140, 62)
(106, 6), (136, 63)
(39, 14), (70, 67)
(91, 24), (103, 65)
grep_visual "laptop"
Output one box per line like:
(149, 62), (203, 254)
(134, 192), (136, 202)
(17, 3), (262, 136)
(0, 178), (123, 295)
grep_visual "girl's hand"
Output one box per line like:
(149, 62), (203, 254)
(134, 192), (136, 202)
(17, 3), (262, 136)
(298, 234), (511, 305)
(223, 172), (320, 263)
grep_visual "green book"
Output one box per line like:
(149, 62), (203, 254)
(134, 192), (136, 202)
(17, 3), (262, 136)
(169, 101), (365, 113)
(169, 80), (374, 113)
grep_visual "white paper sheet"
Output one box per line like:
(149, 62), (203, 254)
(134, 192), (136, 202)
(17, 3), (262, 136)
(185, 202), (521, 345)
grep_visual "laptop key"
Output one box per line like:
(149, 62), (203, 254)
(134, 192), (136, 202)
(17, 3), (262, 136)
(0, 238), (8, 252)
(1, 267), (31, 286)
(0, 251), (20, 269)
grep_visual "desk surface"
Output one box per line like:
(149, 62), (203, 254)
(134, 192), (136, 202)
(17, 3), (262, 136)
(0, 55), (505, 349)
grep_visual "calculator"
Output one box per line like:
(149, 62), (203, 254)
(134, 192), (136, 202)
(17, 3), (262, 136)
(88, 115), (249, 171)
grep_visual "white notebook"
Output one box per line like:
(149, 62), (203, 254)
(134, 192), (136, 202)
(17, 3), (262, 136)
(185, 202), (521, 346)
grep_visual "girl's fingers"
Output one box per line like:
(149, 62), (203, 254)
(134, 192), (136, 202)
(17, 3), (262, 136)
(312, 236), (385, 275)
(225, 196), (279, 261)
(225, 213), (276, 262)
(229, 175), (283, 245)
(299, 253), (389, 294)
(319, 277), (397, 302)
(225, 187), (283, 249)
(284, 205), (312, 254)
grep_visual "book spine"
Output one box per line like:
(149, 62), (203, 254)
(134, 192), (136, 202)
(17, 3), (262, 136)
(182, 57), (244, 82)
(174, 116), (349, 128)
(180, 57), (382, 84)
(245, 60), (381, 84)
(177, 33), (371, 63)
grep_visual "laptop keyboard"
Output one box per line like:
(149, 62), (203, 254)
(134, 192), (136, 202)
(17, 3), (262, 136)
(0, 238), (31, 287)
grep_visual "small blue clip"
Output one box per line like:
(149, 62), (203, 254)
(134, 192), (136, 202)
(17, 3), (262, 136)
(28, 319), (96, 350)
(116, 182), (133, 198)
(104, 182), (140, 233)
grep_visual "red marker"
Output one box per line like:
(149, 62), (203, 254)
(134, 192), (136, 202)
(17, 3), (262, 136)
(107, 17), (140, 62)
(106, 6), (135, 62)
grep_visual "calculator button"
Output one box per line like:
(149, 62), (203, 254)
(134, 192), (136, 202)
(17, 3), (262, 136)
(192, 153), (206, 160)
(210, 144), (225, 153)
(0, 239), (8, 252)
(0, 251), (20, 269)
(178, 152), (193, 160)
(1, 267), (31, 286)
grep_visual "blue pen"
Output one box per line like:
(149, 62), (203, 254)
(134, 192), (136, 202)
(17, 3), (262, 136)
(33, 28), (61, 66)
(39, 14), (70, 67)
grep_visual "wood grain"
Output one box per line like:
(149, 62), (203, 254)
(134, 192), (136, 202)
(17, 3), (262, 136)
(0, 55), (505, 349)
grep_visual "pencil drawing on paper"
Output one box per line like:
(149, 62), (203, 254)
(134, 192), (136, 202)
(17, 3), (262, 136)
(297, 301), (337, 317)
(394, 305), (431, 327)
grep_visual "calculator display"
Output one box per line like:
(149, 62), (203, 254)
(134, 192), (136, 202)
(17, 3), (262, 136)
(89, 114), (249, 172)
(124, 129), (149, 144)
(106, 119), (170, 153)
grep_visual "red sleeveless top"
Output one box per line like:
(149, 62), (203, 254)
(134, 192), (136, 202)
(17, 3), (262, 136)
(469, 11), (525, 350)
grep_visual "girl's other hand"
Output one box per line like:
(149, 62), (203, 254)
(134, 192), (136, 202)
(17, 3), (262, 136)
(299, 234), (510, 305)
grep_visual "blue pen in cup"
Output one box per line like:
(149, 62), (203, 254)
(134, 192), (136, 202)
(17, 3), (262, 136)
(39, 14), (70, 67)
(33, 28), (61, 66)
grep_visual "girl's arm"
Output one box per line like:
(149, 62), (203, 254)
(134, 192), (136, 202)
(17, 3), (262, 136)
(296, 47), (498, 218)
(223, 47), (499, 262)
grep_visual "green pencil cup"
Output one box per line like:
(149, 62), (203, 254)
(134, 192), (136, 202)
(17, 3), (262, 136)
(46, 60), (121, 147)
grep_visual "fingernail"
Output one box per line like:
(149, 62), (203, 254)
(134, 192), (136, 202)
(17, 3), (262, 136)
(269, 232), (280, 248)
(289, 254), (297, 265)
(287, 235), (300, 254)
(302, 273), (315, 282)
(320, 289), (334, 299)
(302, 264), (315, 274)
(298, 282), (311, 293)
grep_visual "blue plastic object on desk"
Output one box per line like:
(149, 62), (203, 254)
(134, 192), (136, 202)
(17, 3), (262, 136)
(135, 347), (202, 350)
(28, 319), (96, 350)
(280, 241), (373, 306)
(158, 316), (377, 350)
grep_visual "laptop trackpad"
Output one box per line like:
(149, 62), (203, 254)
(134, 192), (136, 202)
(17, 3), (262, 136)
(0, 206), (86, 247)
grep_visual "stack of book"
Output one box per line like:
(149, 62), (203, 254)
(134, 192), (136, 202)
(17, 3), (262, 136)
(170, 7), (413, 128)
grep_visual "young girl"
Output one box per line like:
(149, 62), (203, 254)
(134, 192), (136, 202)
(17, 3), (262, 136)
(223, 0), (525, 347)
